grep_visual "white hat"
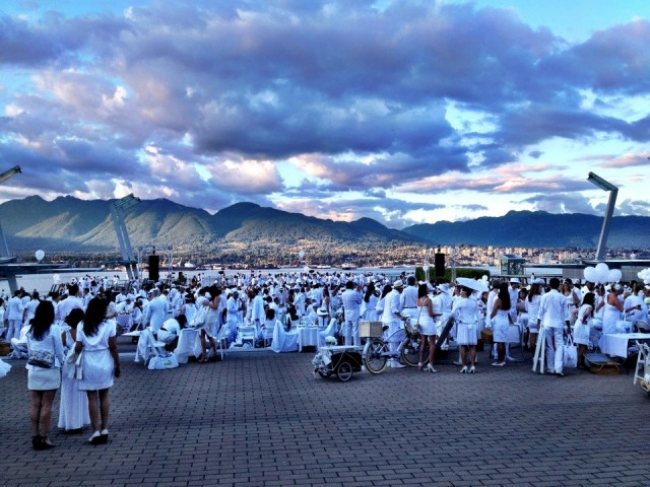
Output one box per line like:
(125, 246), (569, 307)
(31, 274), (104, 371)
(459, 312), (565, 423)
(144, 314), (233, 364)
(531, 278), (544, 285)
(393, 279), (404, 288)
(510, 277), (521, 284)
(438, 283), (451, 293)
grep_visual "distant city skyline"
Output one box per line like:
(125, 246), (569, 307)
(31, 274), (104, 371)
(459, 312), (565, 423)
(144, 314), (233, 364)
(1, 0), (649, 229)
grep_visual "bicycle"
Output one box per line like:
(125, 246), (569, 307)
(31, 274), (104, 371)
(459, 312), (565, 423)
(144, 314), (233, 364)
(362, 320), (422, 374)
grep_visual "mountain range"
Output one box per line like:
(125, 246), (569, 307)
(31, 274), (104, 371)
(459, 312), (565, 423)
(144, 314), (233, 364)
(0, 195), (648, 253)
(0, 196), (421, 253)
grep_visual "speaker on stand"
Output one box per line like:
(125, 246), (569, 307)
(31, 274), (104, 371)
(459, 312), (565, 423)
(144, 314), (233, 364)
(148, 254), (160, 282)
(434, 253), (445, 278)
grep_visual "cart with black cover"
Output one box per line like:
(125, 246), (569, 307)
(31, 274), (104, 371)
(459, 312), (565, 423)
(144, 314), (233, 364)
(312, 345), (363, 382)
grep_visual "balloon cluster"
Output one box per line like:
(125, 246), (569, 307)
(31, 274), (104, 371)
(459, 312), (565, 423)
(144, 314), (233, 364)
(637, 268), (650, 285)
(583, 263), (622, 284)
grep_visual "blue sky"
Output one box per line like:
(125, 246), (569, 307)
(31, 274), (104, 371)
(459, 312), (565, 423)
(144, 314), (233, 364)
(1, 0), (649, 227)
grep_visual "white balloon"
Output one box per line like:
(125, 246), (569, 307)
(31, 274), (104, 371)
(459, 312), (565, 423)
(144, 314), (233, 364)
(583, 266), (595, 282)
(595, 262), (609, 284)
(609, 269), (622, 282)
(482, 275), (488, 281)
(35, 249), (45, 262)
(52, 274), (61, 284)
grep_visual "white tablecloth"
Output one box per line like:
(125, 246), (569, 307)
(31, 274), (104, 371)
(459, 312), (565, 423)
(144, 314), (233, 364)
(297, 326), (320, 351)
(175, 328), (200, 364)
(599, 333), (650, 358)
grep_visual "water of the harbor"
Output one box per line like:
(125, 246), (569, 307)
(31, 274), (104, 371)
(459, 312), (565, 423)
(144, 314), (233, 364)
(0, 265), (565, 296)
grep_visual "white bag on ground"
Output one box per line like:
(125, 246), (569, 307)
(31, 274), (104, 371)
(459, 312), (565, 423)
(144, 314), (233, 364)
(563, 336), (578, 369)
(147, 353), (179, 370)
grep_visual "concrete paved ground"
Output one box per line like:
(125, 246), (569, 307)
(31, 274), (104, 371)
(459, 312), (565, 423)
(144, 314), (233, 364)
(1, 349), (649, 487)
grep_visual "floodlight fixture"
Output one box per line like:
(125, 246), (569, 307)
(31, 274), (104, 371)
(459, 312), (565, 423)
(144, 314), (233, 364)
(587, 172), (617, 192)
(587, 172), (618, 261)
(0, 165), (21, 184)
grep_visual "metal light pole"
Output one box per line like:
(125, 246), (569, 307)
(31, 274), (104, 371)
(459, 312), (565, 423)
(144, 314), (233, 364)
(587, 172), (618, 261)
(110, 194), (141, 280)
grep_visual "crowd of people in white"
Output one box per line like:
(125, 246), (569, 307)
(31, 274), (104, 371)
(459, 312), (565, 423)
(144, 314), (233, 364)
(1, 269), (649, 449)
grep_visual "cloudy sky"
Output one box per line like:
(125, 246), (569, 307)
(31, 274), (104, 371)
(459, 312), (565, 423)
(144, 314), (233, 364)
(1, 0), (649, 228)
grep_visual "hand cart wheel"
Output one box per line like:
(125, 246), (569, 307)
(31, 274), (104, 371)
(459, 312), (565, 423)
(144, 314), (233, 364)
(336, 361), (353, 382)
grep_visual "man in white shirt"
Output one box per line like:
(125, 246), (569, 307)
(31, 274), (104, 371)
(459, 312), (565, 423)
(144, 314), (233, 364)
(341, 281), (363, 346)
(6, 290), (24, 342)
(147, 288), (169, 332)
(538, 277), (567, 376)
(400, 276), (419, 321)
(57, 284), (84, 322)
(381, 280), (405, 368)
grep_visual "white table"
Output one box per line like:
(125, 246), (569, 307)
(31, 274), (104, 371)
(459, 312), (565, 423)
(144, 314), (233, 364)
(175, 328), (200, 364)
(297, 326), (320, 352)
(599, 333), (650, 358)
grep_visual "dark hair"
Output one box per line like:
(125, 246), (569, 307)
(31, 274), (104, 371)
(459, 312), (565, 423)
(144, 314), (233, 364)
(65, 308), (85, 329)
(549, 277), (560, 290)
(407, 276), (416, 286)
(364, 282), (375, 303)
(266, 308), (276, 320)
(418, 283), (429, 299)
(29, 301), (55, 341)
(83, 297), (108, 336)
(498, 282), (511, 310)
(582, 292), (595, 308)
(528, 283), (540, 301)
(381, 284), (392, 299)
(68, 283), (79, 296)
(177, 314), (187, 328)
(345, 281), (354, 290)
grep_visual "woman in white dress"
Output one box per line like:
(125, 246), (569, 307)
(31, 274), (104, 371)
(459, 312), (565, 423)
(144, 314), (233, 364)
(362, 282), (379, 322)
(58, 308), (90, 433)
(490, 282), (512, 367)
(375, 284), (391, 320)
(416, 283), (437, 373)
(574, 292), (594, 369)
(601, 285), (624, 335)
(525, 281), (542, 351)
(26, 301), (65, 450)
(75, 298), (120, 445)
(453, 285), (479, 374)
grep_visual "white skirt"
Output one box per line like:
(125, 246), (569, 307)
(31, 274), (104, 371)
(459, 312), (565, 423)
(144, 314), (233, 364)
(28, 367), (61, 391)
(572, 322), (590, 346)
(492, 319), (509, 343)
(78, 349), (114, 391)
(456, 323), (477, 346)
(418, 318), (437, 336)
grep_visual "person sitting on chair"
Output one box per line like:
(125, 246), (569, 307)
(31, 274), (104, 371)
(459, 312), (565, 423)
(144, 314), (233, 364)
(157, 315), (187, 351)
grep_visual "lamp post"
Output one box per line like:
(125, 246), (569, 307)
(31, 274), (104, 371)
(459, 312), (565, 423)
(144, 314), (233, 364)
(587, 172), (618, 262)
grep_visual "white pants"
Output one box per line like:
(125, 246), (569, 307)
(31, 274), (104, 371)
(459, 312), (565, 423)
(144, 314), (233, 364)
(342, 317), (360, 347)
(544, 327), (564, 374)
(384, 320), (404, 357)
(7, 320), (22, 342)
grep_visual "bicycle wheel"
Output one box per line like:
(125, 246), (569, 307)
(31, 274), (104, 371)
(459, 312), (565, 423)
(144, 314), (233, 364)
(400, 337), (422, 367)
(364, 338), (389, 375)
